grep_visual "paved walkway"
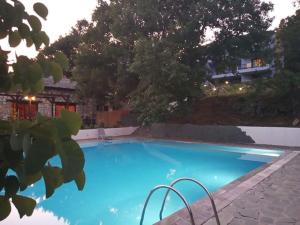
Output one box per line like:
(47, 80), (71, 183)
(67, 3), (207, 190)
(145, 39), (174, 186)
(205, 154), (300, 225)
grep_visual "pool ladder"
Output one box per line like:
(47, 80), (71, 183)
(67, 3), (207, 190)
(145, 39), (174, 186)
(140, 177), (221, 225)
(97, 128), (105, 141)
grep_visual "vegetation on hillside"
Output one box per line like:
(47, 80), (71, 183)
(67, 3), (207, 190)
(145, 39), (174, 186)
(43, 0), (274, 125)
(242, 9), (300, 119)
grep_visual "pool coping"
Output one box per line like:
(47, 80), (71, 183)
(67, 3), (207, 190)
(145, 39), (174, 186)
(77, 136), (300, 152)
(154, 150), (299, 225)
(76, 137), (300, 225)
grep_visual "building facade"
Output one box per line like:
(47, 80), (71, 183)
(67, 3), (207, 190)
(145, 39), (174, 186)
(0, 77), (78, 120)
(207, 33), (276, 83)
(207, 58), (274, 83)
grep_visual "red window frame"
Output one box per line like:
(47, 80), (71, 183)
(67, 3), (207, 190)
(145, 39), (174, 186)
(55, 103), (76, 117)
(12, 102), (38, 120)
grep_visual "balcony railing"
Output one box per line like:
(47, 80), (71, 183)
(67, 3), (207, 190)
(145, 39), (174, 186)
(211, 72), (235, 79)
(237, 64), (271, 74)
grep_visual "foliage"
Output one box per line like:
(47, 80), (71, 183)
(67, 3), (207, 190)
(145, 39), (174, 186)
(246, 9), (300, 117)
(129, 38), (204, 124)
(277, 10), (300, 73)
(205, 1), (274, 73)
(45, 0), (273, 124)
(0, 1), (85, 221)
(128, 0), (273, 123)
(41, 20), (90, 76)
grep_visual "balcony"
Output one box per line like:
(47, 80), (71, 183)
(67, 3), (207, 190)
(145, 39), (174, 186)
(211, 73), (235, 79)
(237, 64), (271, 74)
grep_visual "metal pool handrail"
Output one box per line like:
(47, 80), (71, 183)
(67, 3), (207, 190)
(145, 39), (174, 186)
(139, 185), (195, 225)
(159, 177), (221, 225)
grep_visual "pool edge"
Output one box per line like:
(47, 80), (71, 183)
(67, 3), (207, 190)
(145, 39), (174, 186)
(154, 150), (299, 225)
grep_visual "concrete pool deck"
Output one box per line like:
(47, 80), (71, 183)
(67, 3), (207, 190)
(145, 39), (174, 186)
(204, 153), (300, 225)
(153, 149), (300, 225)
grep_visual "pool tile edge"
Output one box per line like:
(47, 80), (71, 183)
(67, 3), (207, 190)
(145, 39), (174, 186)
(155, 151), (300, 225)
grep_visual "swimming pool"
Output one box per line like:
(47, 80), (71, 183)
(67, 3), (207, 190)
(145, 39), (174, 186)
(4, 139), (283, 225)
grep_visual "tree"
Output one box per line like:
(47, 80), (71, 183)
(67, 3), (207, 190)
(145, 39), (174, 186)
(129, 38), (203, 124)
(205, 1), (274, 72)
(128, 0), (273, 123)
(245, 9), (300, 118)
(41, 19), (90, 76)
(277, 10), (300, 73)
(294, 0), (300, 8)
(44, 0), (274, 124)
(272, 9), (300, 115)
(0, 1), (85, 221)
(43, 1), (139, 109)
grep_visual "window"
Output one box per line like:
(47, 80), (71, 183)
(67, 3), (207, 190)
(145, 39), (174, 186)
(103, 105), (109, 111)
(12, 102), (38, 119)
(253, 59), (264, 67)
(55, 103), (76, 117)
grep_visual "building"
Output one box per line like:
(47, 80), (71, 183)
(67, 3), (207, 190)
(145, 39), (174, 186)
(0, 77), (78, 120)
(207, 58), (274, 83)
(0, 76), (130, 128)
(207, 33), (276, 83)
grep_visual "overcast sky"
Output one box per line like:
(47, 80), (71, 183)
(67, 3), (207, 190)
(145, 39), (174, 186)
(1, 0), (298, 60)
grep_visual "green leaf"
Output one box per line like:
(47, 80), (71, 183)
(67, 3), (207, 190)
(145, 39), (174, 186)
(0, 196), (11, 221)
(52, 119), (69, 139)
(59, 140), (84, 182)
(60, 110), (82, 135)
(0, 120), (12, 133)
(12, 195), (36, 218)
(28, 63), (43, 83)
(14, 163), (42, 190)
(28, 15), (42, 32)
(0, 31), (8, 40)
(11, 2), (24, 27)
(49, 62), (63, 82)
(2, 139), (23, 166)
(42, 166), (63, 198)
(8, 31), (22, 47)
(10, 132), (23, 151)
(18, 23), (31, 38)
(33, 3), (48, 20)
(26, 37), (33, 47)
(0, 168), (8, 192)
(54, 52), (69, 71)
(29, 120), (57, 140)
(75, 170), (85, 191)
(24, 138), (55, 175)
(4, 176), (20, 197)
(40, 31), (50, 47)
(32, 32), (43, 50)
(22, 133), (31, 155)
(22, 172), (42, 187)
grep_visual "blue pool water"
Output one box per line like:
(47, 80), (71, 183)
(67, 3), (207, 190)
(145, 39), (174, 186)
(4, 139), (282, 225)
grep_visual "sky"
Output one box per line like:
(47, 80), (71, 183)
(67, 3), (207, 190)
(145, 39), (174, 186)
(0, 0), (298, 60)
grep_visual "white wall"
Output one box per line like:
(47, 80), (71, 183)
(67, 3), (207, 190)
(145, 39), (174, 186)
(73, 126), (300, 147)
(104, 127), (139, 137)
(72, 129), (99, 140)
(238, 126), (300, 147)
(73, 127), (139, 140)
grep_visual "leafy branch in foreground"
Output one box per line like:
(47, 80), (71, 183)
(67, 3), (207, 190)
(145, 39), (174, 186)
(0, 111), (84, 220)
(0, 0), (85, 221)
